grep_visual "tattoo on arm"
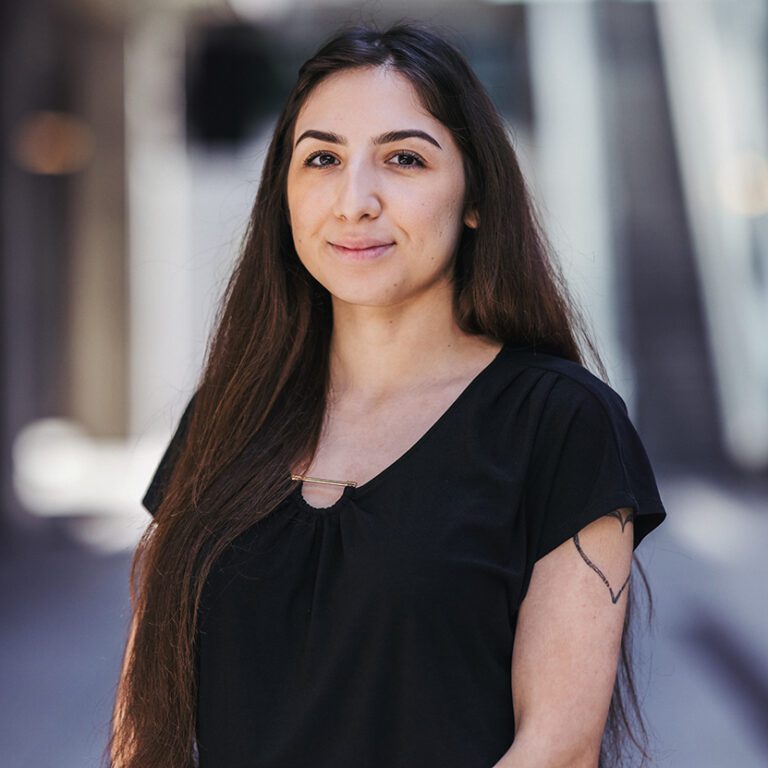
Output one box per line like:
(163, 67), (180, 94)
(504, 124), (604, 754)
(572, 508), (635, 605)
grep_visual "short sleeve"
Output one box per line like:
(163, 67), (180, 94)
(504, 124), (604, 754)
(142, 392), (197, 516)
(524, 374), (667, 568)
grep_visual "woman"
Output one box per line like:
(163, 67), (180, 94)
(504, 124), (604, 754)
(109, 20), (667, 768)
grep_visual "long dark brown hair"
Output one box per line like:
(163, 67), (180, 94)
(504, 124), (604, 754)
(107, 19), (656, 768)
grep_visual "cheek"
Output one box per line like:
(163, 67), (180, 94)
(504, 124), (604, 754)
(287, 193), (312, 239)
(291, 186), (327, 227)
(414, 193), (465, 243)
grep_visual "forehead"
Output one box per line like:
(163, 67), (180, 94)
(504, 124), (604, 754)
(293, 66), (446, 139)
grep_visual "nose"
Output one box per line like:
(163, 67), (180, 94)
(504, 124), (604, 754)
(331, 158), (382, 221)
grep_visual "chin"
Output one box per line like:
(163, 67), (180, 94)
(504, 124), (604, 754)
(326, 281), (409, 309)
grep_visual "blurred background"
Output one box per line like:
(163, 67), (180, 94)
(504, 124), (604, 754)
(1, 0), (767, 765)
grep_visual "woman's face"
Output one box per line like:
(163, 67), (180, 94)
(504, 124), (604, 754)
(285, 66), (477, 308)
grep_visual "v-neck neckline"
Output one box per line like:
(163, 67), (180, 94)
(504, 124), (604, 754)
(290, 341), (522, 514)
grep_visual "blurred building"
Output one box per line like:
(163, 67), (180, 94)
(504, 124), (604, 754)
(1, 1), (767, 765)
(3, 0), (767, 548)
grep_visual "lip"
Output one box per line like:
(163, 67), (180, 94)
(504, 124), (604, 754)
(331, 238), (394, 250)
(330, 240), (394, 261)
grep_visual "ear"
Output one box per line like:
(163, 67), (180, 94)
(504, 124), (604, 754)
(463, 208), (479, 229)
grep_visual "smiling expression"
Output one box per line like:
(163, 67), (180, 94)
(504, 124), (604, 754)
(285, 65), (478, 308)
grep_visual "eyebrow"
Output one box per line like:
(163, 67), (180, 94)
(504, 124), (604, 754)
(294, 128), (442, 150)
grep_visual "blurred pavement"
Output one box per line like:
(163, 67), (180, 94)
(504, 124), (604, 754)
(1, 471), (767, 767)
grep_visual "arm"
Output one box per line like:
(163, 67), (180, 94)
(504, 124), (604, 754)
(492, 507), (635, 768)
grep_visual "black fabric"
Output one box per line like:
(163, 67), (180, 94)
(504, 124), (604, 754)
(141, 343), (667, 768)
(141, 392), (197, 515)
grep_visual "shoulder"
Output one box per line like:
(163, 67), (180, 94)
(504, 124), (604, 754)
(503, 347), (628, 419)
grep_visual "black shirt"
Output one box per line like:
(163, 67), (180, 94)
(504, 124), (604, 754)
(142, 342), (667, 768)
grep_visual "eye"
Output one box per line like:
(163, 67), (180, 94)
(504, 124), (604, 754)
(303, 149), (426, 168)
(303, 151), (338, 168)
(387, 150), (426, 169)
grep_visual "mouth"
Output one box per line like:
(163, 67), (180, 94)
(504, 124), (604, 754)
(329, 241), (394, 261)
